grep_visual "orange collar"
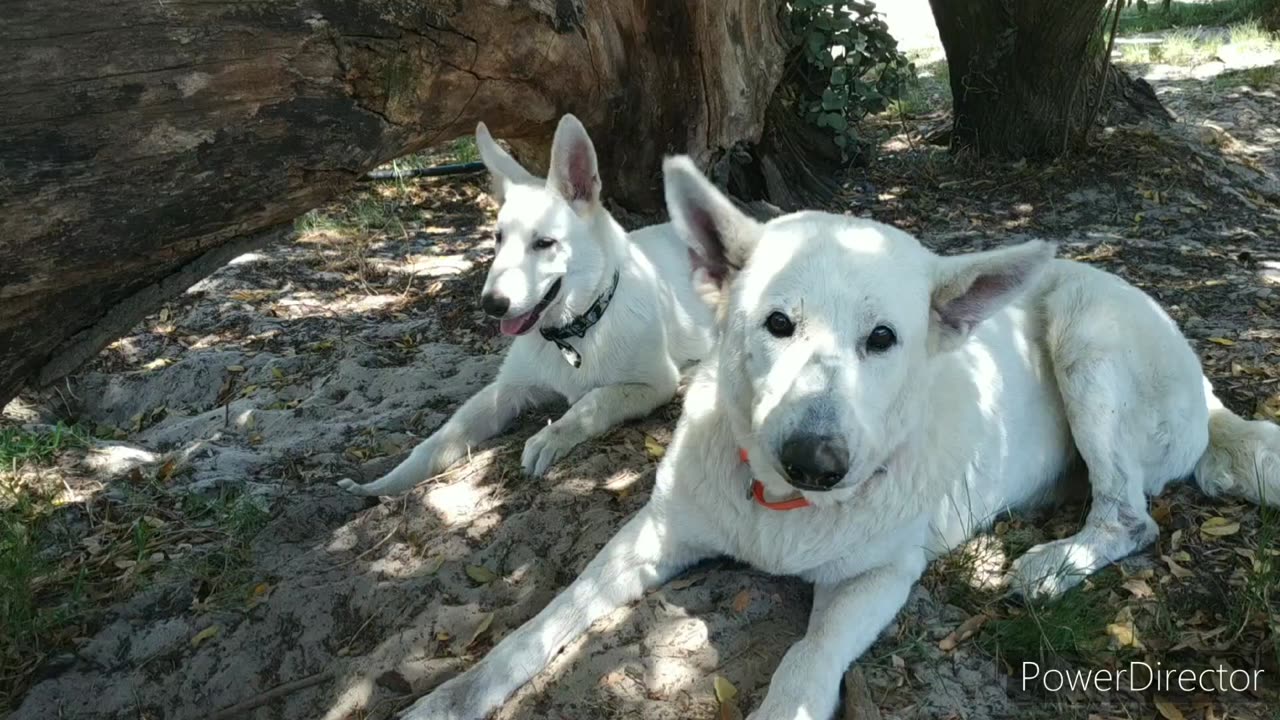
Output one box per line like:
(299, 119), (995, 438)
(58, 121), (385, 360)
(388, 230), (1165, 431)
(739, 448), (812, 511)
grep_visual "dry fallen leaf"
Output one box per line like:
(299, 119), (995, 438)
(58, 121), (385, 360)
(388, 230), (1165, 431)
(644, 434), (666, 459)
(1121, 578), (1154, 600)
(156, 457), (178, 482)
(1153, 696), (1186, 720)
(1199, 517), (1240, 538)
(191, 625), (221, 648)
(731, 589), (751, 614)
(1107, 622), (1139, 648)
(599, 670), (629, 689)
(467, 612), (495, 647)
(1206, 337), (1235, 346)
(713, 676), (738, 704)
(1107, 608), (1142, 649)
(939, 613), (988, 651)
(424, 556), (445, 574)
(466, 565), (498, 584)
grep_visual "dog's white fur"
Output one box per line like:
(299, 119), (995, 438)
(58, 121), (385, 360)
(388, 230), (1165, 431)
(396, 158), (1280, 720)
(338, 117), (713, 494)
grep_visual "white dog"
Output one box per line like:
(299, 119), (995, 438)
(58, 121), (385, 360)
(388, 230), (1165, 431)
(396, 157), (1280, 720)
(338, 117), (714, 495)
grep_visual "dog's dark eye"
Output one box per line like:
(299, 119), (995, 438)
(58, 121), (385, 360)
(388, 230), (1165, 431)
(765, 311), (795, 338)
(866, 325), (897, 353)
(533, 237), (556, 251)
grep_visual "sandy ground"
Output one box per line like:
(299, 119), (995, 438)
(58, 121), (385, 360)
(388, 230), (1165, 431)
(6, 20), (1280, 720)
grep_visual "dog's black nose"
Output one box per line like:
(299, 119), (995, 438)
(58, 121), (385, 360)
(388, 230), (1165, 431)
(779, 434), (849, 490)
(481, 292), (509, 318)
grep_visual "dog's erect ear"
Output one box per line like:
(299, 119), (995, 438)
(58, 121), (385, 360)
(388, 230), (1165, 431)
(929, 240), (1055, 352)
(475, 121), (538, 203)
(663, 156), (761, 290)
(546, 114), (601, 214)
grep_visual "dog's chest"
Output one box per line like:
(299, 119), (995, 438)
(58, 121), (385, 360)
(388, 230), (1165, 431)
(687, 465), (923, 581)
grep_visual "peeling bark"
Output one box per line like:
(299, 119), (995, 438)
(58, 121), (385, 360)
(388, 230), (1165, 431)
(0, 0), (790, 407)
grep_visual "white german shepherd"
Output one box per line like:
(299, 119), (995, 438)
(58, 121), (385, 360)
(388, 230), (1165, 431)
(396, 157), (1280, 720)
(339, 117), (714, 495)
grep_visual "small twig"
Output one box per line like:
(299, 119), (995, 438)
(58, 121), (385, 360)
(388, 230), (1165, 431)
(209, 670), (333, 720)
(336, 521), (401, 568)
(1085, 0), (1124, 146)
(897, 102), (917, 152)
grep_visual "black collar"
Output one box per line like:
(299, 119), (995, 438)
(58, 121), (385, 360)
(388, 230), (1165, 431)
(540, 270), (621, 368)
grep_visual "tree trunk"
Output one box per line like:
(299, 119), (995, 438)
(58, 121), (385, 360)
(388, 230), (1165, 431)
(927, 0), (1169, 157)
(1263, 2), (1280, 33)
(0, 0), (790, 408)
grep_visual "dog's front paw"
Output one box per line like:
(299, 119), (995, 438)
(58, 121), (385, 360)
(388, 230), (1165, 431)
(745, 705), (809, 720)
(1007, 539), (1088, 600)
(336, 477), (377, 496)
(521, 423), (578, 477)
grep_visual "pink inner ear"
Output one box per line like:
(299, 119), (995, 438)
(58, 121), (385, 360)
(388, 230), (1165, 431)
(940, 272), (1022, 331)
(565, 140), (596, 202)
(688, 206), (732, 284)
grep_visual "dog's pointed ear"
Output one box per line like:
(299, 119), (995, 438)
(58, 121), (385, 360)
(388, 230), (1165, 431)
(546, 114), (601, 214)
(929, 240), (1055, 352)
(663, 155), (761, 290)
(476, 121), (538, 203)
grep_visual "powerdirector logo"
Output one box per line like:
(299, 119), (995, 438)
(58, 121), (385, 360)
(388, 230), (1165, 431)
(1018, 661), (1267, 695)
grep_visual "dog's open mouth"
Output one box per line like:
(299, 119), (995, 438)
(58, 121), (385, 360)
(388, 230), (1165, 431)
(499, 279), (563, 336)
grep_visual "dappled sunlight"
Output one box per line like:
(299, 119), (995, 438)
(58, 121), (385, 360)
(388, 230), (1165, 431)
(1257, 260), (1280, 285)
(226, 251), (269, 267)
(80, 442), (161, 475)
(322, 677), (375, 720)
(420, 451), (506, 530)
(949, 534), (1009, 592)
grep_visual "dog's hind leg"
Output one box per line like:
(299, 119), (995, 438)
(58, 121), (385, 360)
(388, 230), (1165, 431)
(747, 552), (926, 720)
(1009, 356), (1160, 599)
(338, 380), (552, 496)
(398, 503), (711, 720)
(521, 375), (677, 477)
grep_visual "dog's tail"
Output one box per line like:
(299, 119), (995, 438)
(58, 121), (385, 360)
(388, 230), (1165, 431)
(1195, 376), (1280, 506)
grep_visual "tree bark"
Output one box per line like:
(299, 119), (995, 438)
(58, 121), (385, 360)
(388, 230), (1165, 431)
(927, 0), (1169, 158)
(0, 0), (790, 408)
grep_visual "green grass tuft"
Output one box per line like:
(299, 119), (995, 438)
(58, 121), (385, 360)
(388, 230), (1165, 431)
(979, 570), (1124, 668)
(0, 424), (87, 474)
(1, 426), (272, 706)
(449, 137), (480, 163)
(1118, 0), (1274, 34)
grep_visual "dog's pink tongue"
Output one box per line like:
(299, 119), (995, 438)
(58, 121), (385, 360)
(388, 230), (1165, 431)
(500, 312), (534, 336)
